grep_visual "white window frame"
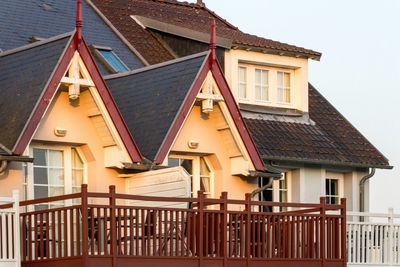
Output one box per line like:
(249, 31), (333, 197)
(277, 71), (292, 104)
(168, 155), (215, 198)
(325, 173), (344, 205)
(26, 145), (88, 206)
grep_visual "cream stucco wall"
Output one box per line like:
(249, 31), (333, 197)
(171, 104), (258, 200)
(0, 162), (24, 198)
(224, 49), (309, 112)
(286, 166), (368, 211)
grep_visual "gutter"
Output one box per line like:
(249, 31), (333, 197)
(359, 168), (375, 214)
(263, 156), (393, 170)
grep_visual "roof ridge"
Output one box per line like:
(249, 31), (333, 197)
(149, 0), (239, 30)
(105, 51), (209, 80)
(0, 31), (75, 58)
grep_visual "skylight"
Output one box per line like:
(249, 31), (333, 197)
(91, 45), (129, 73)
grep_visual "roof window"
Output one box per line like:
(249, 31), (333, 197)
(91, 45), (129, 73)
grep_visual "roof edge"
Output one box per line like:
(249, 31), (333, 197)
(104, 51), (209, 80)
(0, 31), (75, 58)
(12, 33), (76, 154)
(263, 155), (393, 170)
(153, 50), (210, 164)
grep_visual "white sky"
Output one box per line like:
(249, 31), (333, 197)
(189, 0), (400, 212)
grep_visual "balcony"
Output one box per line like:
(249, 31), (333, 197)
(1, 185), (346, 267)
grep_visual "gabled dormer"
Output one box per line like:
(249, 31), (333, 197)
(225, 48), (311, 114)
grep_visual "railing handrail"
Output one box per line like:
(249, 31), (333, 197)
(347, 210), (400, 219)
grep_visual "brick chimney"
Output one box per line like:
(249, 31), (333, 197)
(197, 0), (205, 7)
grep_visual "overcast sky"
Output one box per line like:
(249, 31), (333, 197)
(190, 0), (400, 212)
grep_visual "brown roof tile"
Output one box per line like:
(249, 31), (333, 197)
(244, 84), (390, 168)
(91, 0), (321, 64)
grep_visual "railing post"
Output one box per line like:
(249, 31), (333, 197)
(81, 184), (88, 267)
(197, 191), (204, 267)
(220, 192), (228, 267)
(109, 185), (116, 267)
(340, 198), (346, 267)
(320, 197), (326, 267)
(12, 190), (21, 267)
(388, 208), (394, 266)
(245, 193), (251, 267)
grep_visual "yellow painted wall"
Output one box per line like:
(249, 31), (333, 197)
(32, 90), (125, 193)
(171, 104), (258, 200)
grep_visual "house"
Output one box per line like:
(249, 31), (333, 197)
(88, 0), (392, 213)
(0, 2), (349, 267)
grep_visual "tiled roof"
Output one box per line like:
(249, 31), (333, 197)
(91, 0), (321, 64)
(105, 53), (208, 161)
(0, 34), (71, 151)
(0, 0), (144, 74)
(244, 84), (390, 168)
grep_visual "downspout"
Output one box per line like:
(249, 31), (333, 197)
(0, 160), (8, 173)
(359, 168), (375, 213)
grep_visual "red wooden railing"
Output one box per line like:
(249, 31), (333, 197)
(1, 184), (347, 267)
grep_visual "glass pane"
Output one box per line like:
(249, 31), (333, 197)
(99, 50), (129, 72)
(262, 70), (269, 85)
(239, 84), (246, 98)
(49, 186), (65, 197)
(181, 159), (193, 175)
(239, 67), (246, 82)
(168, 158), (180, 167)
(48, 150), (63, 167)
(34, 167), (48, 185)
(325, 179), (330, 195)
(33, 148), (47, 166)
(279, 191), (287, 202)
(72, 148), (83, 169)
(255, 85), (261, 99)
(331, 179), (338, 195)
(277, 72), (283, 87)
(200, 158), (210, 176)
(279, 179), (287, 190)
(72, 170), (83, 186)
(200, 176), (210, 194)
(284, 72), (291, 87)
(34, 185), (48, 198)
(49, 168), (64, 186)
(255, 69), (261, 84)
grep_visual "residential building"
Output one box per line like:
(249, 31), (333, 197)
(89, 0), (392, 212)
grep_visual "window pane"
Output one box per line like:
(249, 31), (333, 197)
(33, 148), (47, 166)
(99, 50), (129, 73)
(181, 159), (193, 175)
(238, 67), (247, 98)
(277, 72), (283, 87)
(284, 72), (291, 87)
(72, 170), (83, 186)
(168, 158), (180, 167)
(48, 150), (63, 167)
(49, 168), (64, 186)
(34, 167), (48, 185)
(72, 148), (83, 169)
(200, 158), (210, 176)
(200, 176), (210, 194)
(49, 187), (64, 197)
(34, 185), (48, 198)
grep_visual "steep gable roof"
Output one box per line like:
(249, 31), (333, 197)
(105, 53), (208, 161)
(91, 0), (321, 64)
(105, 51), (265, 170)
(0, 0), (144, 73)
(0, 33), (73, 152)
(0, 32), (142, 162)
(244, 84), (391, 169)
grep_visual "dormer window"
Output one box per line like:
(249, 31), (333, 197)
(277, 71), (291, 103)
(238, 66), (247, 99)
(255, 69), (269, 101)
(91, 45), (129, 73)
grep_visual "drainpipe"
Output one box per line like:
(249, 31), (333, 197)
(0, 160), (8, 173)
(359, 168), (375, 214)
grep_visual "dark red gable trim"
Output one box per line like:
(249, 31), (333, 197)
(154, 54), (265, 171)
(14, 33), (142, 162)
(77, 38), (142, 162)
